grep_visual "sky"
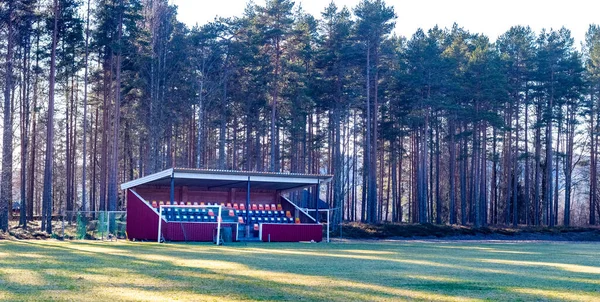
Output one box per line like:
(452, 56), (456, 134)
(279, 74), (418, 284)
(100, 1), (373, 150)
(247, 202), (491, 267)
(170, 0), (599, 47)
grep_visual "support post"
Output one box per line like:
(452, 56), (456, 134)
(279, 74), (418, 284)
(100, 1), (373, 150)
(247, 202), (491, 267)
(315, 182), (320, 224)
(170, 173), (175, 205)
(157, 206), (162, 243)
(216, 205), (222, 245)
(246, 177), (251, 238)
(327, 209), (330, 243)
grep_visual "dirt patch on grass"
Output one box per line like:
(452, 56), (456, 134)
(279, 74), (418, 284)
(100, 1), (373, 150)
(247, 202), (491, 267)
(340, 223), (600, 241)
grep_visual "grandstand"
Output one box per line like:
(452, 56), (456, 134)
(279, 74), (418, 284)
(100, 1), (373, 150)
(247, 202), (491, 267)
(120, 168), (332, 242)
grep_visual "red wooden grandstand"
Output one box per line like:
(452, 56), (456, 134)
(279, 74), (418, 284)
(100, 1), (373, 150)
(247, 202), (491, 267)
(120, 168), (332, 242)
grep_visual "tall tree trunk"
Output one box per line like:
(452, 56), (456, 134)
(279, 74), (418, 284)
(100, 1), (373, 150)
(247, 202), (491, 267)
(554, 114), (561, 226)
(435, 114), (441, 224)
(513, 97), (519, 227)
(42, 0), (60, 234)
(108, 0), (124, 214)
(590, 91), (597, 225)
(20, 26), (32, 227)
(219, 78), (227, 169)
(524, 91), (531, 225)
(564, 103), (575, 226)
(545, 99), (554, 226)
(491, 127), (498, 224)
(534, 102), (542, 225)
(460, 123), (467, 225)
(28, 22), (41, 220)
(364, 45), (371, 222)
(449, 119), (456, 224)
(370, 45), (379, 223)
(81, 0), (91, 212)
(0, 2), (14, 232)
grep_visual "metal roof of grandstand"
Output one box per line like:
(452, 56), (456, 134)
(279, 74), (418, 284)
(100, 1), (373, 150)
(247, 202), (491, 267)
(120, 168), (333, 191)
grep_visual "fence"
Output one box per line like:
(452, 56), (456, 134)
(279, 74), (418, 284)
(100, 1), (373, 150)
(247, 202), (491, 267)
(60, 211), (127, 240)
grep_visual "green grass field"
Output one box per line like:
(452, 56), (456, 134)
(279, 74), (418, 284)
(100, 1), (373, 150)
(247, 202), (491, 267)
(0, 240), (598, 301)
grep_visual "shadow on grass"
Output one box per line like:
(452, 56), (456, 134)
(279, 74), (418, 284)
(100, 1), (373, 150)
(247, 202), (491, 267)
(0, 240), (599, 301)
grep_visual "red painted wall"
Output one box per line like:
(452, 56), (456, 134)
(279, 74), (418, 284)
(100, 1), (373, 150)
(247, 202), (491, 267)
(261, 224), (323, 242)
(163, 222), (238, 242)
(126, 189), (159, 241)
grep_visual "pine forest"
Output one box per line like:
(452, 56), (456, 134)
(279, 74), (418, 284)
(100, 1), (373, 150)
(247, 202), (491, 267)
(2, 0), (600, 233)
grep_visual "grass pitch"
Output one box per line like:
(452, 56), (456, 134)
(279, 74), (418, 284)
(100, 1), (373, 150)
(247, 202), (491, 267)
(0, 240), (598, 301)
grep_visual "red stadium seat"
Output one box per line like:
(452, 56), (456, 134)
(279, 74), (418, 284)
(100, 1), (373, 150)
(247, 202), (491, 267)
(193, 202), (198, 205)
(226, 203), (232, 208)
(277, 204), (283, 211)
(233, 203), (239, 210)
(251, 204), (258, 211)
(159, 201), (165, 206)
(208, 209), (215, 217)
(238, 216), (245, 224)
(186, 202), (192, 206)
(258, 204), (264, 211)
(264, 204), (270, 211)
(220, 203), (225, 207)
(229, 210), (235, 217)
(200, 202), (205, 206)
(295, 217), (300, 224)
(253, 224), (259, 231)
(151, 201), (158, 208)
(285, 211), (292, 218)
(239, 204), (246, 210)
(271, 204), (277, 211)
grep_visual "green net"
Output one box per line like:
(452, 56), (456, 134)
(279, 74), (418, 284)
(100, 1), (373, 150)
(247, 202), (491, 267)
(76, 213), (88, 239)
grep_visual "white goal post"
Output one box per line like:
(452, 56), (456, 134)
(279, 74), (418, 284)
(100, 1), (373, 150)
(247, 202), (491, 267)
(157, 204), (225, 245)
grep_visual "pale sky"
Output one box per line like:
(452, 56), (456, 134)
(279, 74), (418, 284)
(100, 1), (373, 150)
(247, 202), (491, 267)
(171, 0), (599, 47)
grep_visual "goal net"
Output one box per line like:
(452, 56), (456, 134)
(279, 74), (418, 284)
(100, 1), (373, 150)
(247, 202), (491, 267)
(157, 203), (237, 244)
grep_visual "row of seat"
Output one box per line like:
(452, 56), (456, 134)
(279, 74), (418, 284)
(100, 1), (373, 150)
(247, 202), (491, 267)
(150, 200), (283, 211)
(159, 207), (293, 219)
(232, 209), (291, 218)
(162, 213), (299, 224)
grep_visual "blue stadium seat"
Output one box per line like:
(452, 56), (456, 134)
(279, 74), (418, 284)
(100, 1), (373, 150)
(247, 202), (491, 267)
(203, 215), (209, 221)
(210, 216), (216, 222)
(260, 210), (266, 216)
(257, 217), (263, 222)
(270, 217), (275, 222)
(251, 217), (257, 223)
(267, 211), (273, 217)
